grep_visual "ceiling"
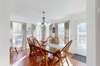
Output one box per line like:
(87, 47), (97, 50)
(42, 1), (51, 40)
(10, 0), (86, 23)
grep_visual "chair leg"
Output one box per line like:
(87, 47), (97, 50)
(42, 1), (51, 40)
(39, 63), (41, 66)
(45, 54), (48, 66)
(61, 59), (64, 66)
(15, 47), (18, 54)
(29, 53), (32, 57)
(66, 57), (70, 66)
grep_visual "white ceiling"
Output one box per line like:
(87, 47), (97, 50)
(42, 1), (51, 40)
(10, 0), (86, 23)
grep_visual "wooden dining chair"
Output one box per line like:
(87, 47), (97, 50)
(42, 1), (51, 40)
(27, 38), (42, 56)
(49, 40), (72, 66)
(27, 37), (49, 66)
(61, 40), (72, 66)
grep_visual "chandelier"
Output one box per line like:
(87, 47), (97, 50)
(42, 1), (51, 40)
(41, 11), (46, 24)
(40, 11), (46, 40)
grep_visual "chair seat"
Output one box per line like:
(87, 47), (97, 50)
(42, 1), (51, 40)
(30, 49), (45, 56)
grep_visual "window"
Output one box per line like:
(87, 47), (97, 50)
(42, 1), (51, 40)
(34, 23), (41, 40)
(12, 22), (23, 48)
(58, 23), (64, 43)
(45, 24), (49, 39)
(34, 23), (48, 41)
(26, 23), (32, 37)
(77, 22), (87, 55)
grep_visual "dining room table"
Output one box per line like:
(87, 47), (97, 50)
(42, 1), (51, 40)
(28, 38), (72, 66)
(38, 40), (72, 66)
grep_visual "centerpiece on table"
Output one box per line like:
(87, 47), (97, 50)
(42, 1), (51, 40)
(48, 35), (59, 44)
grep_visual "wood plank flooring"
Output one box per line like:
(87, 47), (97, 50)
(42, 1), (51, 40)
(10, 50), (87, 66)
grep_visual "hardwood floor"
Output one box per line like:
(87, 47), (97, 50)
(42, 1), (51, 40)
(10, 49), (28, 64)
(10, 49), (87, 66)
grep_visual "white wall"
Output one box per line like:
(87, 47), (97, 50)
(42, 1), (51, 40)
(87, 0), (96, 66)
(96, 0), (100, 66)
(0, 0), (10, 66)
